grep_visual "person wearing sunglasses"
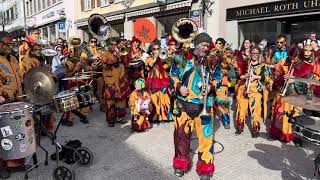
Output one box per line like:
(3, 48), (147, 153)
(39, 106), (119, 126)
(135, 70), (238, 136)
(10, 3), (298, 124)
(172, 33), (215, 180)
(270, 46), (314, 147)
(18, 28), (41, 72)
(80, 37), (103, 113)
(236, 46), (273, 138)
(101, 38), (130, 127)
(144, 40), (171, 123)
(268, 34), (288, 67)
(0, 32), (25, 179)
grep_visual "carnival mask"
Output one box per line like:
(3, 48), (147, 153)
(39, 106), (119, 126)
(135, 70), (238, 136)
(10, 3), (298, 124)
(215, 41), (224, 50)
(276, 37), (286, 50)
(304, 45), (313, 58)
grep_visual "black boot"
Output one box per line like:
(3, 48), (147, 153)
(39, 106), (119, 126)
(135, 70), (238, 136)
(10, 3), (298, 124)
(200, 174), (211, 180)
(61, 119), (73, 127)
(174, 169), (184, 177)
(108, 122), (115, 127)
(80, 118), (89, 124)
(293, 138), (302, 147)
(0, 168), (10, 179)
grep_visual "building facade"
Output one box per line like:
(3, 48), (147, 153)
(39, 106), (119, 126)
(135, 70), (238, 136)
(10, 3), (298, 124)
(0, 0), (26, 39)
(75, 0), (201, 42)
(218, 0), (320, 49)
(24, 0), (78, 42)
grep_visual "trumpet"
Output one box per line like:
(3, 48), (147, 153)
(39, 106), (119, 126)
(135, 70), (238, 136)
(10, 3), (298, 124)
(280, 63), (294, 96)
(159, 48), (168, 60)
(117, 44), (128, 56)
(246, 65), (254, 94)
(199, 65), (210, 118)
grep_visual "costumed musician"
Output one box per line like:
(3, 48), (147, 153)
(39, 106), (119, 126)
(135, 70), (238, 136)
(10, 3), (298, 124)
(0, 32), (24, 179)
(126, 36), (145, 89)
(18, 29), (40, 73)
(171, 32), (215, 179)
(144, 40), (172, 122)
(235, 46), (273, 137)
(61, 37), (90, 126)
(80, 37), (103, 112)
(269, 46), (313, 147)
(101, 39), (130, 127)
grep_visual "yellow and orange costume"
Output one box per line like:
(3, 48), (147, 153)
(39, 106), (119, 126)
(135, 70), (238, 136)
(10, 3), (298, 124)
(128, 79), (152, 131)
(144, 55), (171, 121)
(236, 63), (273, 134)
(270, 57), (313, 142)
(101, 50), (130, 126)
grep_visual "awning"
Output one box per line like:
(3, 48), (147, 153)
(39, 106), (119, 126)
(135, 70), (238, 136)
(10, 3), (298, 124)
(126, 0), (192, 18)
(106, 14), (125, 21)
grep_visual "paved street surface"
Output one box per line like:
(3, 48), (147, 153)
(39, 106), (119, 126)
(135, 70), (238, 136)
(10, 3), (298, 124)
(11, 105), (319, 180)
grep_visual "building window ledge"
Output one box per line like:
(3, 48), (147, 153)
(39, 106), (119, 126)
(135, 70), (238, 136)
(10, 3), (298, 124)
(83, 8), (93, 12)
(100, 4), (110, 8)
(28, 1), (63, 17)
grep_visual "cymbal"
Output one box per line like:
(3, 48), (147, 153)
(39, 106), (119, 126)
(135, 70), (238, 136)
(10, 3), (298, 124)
(62, 75), (91, 81)
(293, 77), (320, 86)
(24, 68), (55, 105)
(284, 94), (320, 111)
(76, 71), (103, 75)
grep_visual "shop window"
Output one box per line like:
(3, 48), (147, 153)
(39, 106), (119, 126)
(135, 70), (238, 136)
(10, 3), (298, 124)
(10, 7), (14, 21)
(110, 23), (124, 37)
(47, 0), (51, 7)
(52, 0), (56, 4)
(42, 27), (48, 40)
(239, 20), (280, 47)
(49, 25), (56, 42)
(26, 2), (29, 17)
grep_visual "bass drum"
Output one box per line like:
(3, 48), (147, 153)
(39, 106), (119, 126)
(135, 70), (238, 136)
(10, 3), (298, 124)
(0, 102), (36, 160)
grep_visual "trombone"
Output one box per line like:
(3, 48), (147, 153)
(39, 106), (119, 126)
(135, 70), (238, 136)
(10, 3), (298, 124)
(280, 63), (294, 96)
(246, 65), (254, 94)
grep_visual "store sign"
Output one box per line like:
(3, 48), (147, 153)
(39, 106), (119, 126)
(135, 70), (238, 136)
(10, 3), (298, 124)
(189, 9), (202, 28)
(227, 0), (320, 21)
(42, 11), (55, 20)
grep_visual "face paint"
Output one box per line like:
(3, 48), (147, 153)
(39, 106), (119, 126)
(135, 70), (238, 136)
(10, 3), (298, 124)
(276, 37), (286, 49)
(304, 45), (313, 57)
(215, 41), (223, 50)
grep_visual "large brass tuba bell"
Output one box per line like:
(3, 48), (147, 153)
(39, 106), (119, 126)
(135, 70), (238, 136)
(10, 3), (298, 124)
(171, 18), (198, 43)
(88, 14), (111, 40)
(68, 36), (82, 48)
(117, 44), (128, 56)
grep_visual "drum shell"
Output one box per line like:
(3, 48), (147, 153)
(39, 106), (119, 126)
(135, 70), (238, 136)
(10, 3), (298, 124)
(0, 102), (36, 160)
(53, 91), (80, 113)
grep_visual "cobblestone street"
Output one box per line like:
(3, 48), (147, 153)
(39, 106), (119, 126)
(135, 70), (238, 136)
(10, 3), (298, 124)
(10, 105), (319, 180)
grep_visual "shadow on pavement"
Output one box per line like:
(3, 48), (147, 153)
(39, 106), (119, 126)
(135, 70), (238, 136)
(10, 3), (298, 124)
(247, 143), (318, 180)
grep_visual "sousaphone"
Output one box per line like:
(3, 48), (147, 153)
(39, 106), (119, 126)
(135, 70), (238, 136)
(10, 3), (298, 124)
(88, 14), (111, 40)
(172, 18), (198, 43)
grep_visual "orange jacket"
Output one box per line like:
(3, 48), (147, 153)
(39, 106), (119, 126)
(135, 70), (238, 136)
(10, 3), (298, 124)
(0, 55), (22, 98)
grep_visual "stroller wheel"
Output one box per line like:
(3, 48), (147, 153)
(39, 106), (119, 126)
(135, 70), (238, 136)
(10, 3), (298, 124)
(52, 164), (75, 180)
(73, 147), (94, 167)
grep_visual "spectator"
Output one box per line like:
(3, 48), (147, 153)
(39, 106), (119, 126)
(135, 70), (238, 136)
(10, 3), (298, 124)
(304, 32), (320, 46)
(52, 45), (67, 92)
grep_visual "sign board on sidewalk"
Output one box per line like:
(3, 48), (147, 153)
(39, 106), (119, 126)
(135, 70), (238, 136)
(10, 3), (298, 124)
(189, 9), (202, 28)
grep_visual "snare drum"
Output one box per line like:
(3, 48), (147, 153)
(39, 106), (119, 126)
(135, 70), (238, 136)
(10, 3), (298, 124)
(292, 115), (320, 145)
(0, 102), (36, 160)
(53, 90), (79, 113)
(74, 85), (98, 108)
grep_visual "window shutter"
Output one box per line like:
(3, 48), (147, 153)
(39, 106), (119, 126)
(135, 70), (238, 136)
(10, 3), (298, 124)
(91, 0), (95, 8)
(81, 0), (84, 11)
(97, 0), (101, 7)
